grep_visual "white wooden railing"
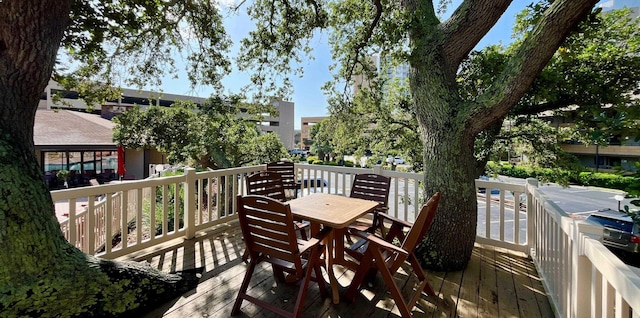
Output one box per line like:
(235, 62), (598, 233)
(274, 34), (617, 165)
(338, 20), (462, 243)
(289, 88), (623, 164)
(51, 164), (640, 317)
(527, 179), (640, 318)
(55, 190), (125, 254)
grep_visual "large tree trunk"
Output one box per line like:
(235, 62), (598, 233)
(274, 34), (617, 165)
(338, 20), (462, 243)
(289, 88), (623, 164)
(409, 39), (479, 271)
(0, 2), (199, 316)
(404, 0), (598, 271)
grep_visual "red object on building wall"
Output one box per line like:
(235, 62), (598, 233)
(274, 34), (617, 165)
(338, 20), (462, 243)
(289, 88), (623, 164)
(117, 146), (126, 180)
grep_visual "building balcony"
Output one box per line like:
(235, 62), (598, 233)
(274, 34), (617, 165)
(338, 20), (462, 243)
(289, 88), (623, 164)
(52, 164), (640, 317)
(561, 143), (640, 157)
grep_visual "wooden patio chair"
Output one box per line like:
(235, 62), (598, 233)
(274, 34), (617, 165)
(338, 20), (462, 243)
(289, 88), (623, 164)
(344, 192), (441, 318)
(246, 170), (287, 202)
(266, 161), (299, 200)
(243, 171), (310, 262)
(232, 195), (327, 318)
(348, 173), (391, 234)
(245, 171), (310, 239)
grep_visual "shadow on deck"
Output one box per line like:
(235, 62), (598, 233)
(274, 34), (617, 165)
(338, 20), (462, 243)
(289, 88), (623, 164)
(130, 223), (553, 318)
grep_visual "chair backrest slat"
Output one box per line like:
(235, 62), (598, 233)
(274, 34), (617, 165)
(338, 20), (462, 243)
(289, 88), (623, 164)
(266, 161), (298, 197)
(246, 171), (286, 201)
(237, 195), (300, 264)
(349, 174), (391, 207)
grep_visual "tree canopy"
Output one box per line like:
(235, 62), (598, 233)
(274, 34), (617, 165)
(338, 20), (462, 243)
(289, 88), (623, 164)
(0, 1), (605, 316)
(113, 97), (289, 169)
(319, 4), (640, 177)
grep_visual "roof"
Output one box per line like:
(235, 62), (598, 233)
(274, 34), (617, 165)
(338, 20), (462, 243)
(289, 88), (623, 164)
(34, 110), (117, 149)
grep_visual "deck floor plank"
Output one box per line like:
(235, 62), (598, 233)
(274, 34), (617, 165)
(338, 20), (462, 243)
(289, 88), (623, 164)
(437, 260), (465, 317)
(135, 226), (552, 318)
(495, 246), (523, 317)
(477, 243), (500, 318)
(456, 245), (482, 318)
(503, 247), (546, 318)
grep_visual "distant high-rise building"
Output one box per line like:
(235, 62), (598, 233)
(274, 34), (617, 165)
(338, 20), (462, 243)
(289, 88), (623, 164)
(351, 54), (409, 96)
(300, 116), (328, 150)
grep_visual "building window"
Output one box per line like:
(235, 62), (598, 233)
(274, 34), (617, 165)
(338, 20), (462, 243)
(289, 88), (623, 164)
(42, 150), (118, 189)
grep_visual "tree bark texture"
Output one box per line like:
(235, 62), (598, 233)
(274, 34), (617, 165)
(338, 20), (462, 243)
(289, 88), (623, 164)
(0, 2), (200, 316)
(404, 0), (598, 271)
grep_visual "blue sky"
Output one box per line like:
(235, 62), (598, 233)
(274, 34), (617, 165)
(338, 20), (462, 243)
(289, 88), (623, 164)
(159, 0), (635, 129)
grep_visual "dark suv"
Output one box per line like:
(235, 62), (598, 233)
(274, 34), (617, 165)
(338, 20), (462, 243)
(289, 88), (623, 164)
(586, 209), (640, 254)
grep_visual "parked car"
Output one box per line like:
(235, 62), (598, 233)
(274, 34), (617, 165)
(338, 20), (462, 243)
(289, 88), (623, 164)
(386, 155), (405, 165)
(586, 208), (640, 254)
(301, 178), (328, 188)
(477, 176), (500, 194)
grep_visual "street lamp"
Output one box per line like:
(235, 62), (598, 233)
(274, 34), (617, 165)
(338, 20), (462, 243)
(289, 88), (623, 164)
(614, 194), (625, 211)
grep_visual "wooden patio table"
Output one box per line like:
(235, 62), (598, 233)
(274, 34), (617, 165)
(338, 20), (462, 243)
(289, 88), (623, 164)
(288, 193), (378, 304)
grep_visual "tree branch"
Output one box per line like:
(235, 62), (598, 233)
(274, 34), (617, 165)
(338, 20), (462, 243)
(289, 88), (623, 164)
(512, 98), (579, 116)
(467, 0), (598, 135)
(440, 0), (512, 76)
(344, 0), (383, 96)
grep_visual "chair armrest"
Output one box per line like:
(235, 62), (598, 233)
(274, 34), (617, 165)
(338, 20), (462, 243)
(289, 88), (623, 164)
(348, 229), (408, 256)
(378, 213), (412, 229)
(312, 226), (332, 242)
(298, 227), (331, 253)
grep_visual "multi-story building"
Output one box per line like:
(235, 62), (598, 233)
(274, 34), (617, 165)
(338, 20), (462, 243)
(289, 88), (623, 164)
(256, 99), (295, 149)
(36, 81), (296, 183)
(39, 80), (296, 149)
(300, 116), (328, 150)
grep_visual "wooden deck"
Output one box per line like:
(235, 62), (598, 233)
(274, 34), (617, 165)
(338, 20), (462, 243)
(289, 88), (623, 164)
(133, 223), (554, 318)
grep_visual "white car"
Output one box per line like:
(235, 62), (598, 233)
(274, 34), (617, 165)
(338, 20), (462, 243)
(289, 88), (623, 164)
(386, 156), (405, 165)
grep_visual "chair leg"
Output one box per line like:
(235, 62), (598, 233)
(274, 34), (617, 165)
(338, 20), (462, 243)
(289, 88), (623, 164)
(293, 246), (321, 317)
(231, 259), (257, 316)
(298, 226), (308, 240)
(272, 264), (287, 282)
(407, 253), (437, 297)
(241, 249), (249, 263)
(309, 245), (328, 299)
(370, 248), (413, 318)
(344, 249), (374, 302)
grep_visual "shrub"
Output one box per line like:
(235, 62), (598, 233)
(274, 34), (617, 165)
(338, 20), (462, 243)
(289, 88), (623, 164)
(486, 161), (635, 191)
(577, 172), (636, 191)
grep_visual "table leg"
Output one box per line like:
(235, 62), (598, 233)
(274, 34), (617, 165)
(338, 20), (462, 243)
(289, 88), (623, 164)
(325, 228), (340, 304)
(334, 228), (346, 265)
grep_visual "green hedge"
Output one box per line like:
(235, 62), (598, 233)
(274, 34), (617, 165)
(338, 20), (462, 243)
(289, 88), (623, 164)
(487, 161), (638, 192)
(577, 172), (637, 191)
(307, 159), (355, 167)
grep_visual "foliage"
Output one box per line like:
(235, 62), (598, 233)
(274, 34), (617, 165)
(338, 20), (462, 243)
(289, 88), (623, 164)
(306, 156), (319, 164)
(464, 6), (640, 169)
(55, 1), (231, 103)
(309, 119), (333, 161)
(113, 97), (289, 169)
(56, 170), (70, 182)
(577, 172), (637, 191)
(486, 161), (638, 191)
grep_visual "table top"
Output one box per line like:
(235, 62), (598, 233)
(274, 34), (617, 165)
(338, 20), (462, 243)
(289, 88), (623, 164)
(288, 193), (379, 228)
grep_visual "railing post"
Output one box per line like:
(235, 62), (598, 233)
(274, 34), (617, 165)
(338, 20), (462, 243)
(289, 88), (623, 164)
(372, 165), (383, 175)
(184, 168), (197, 239)
(525, 178), (538, 257)
(572, 222), (602, 318)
